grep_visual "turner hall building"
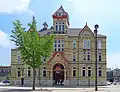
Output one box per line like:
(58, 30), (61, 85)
(11, 6), (107, 86)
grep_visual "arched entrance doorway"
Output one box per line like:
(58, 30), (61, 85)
(53, 63), (64, 85)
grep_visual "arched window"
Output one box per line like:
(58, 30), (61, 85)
(98, 53), (102, 61)
(28, 67), (31, 77)
(88, 67), (91, 77)
(43, 67), (46, 77)
(98, 67), (102, 77)
(73, 67), (76, 77)
(82, 67), (86, 77)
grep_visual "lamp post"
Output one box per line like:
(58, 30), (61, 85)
(94, 24), (99, 91)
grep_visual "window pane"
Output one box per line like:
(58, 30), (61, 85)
(73, 40), (76, 49)
(56, 25), (58, 31)
(88, 70), (91, 77)
(83, 52), (86, 60)
(98, 40), (102, 49)
(28, 70), (31, 77)
(88, 67), (91, 69)
(43, 70), (46, 77)
(73, 70), (76, 77)
(83, 40), (87, 49)
(62, 44), (64, 47)
(99, 53), (102, 61)
(73, 55), (76, 61)
(59, 25), (61, 31)
(58, 40), (60, 43)
(54, 44), (57, 47)
(58, 44), (60, 47)
(99, 70), (102, 76)
(82, 70), (85, 76)
(83, 67), (85, 69)
(62, 25), (64, 31)
(87, 40), (90, 49)
(62, 40), (64, 44)
(18, 71), (20, 77)
(58, 48), (60, 51)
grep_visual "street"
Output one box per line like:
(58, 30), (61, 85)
(0, 85), (120, 92)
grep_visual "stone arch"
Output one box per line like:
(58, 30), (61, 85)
(53, 63), (64, 85)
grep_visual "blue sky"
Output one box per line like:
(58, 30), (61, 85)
(0, 0), (120, 69)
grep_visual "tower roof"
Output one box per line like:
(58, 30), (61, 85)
(52, 5), (70, 26)
(53, 5), (68, 16)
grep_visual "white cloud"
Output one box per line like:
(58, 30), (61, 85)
(0, 0), (33, 14)
(107, 53), (120, 69)
(0, 30), (14, 48)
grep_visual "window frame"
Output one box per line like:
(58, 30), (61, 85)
(82, 67), (86, 77)
(73, 40), (76, 49)
(43, 67), (46, 77)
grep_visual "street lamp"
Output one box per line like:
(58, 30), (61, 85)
(94, 24), (99, 91)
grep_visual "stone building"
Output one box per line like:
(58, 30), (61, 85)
(113, 68), (120, 82)
(11, 6), (107, 86)
(0, 66), (11, 81)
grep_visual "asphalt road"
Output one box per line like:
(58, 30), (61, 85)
(0, 85), (120, 92)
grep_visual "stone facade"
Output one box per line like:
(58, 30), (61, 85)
(11, 6), (107, 86)
(0, 66), (11, 81)
(113, 68), (120, 82)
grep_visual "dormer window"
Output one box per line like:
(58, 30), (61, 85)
(58, 13), (62, 16)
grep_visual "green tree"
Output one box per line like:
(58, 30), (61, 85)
(6, 73), (10, 80)
(11, 17), (54, 90)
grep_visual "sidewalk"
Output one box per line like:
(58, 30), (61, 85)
(0, 86), (110, 92)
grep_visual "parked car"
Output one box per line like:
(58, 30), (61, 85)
(0, 80), (10, 86)
(107, 81), (111, 85)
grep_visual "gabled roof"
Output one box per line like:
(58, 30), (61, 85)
(47, 51), (69, 64)
(79, 22), (94, 35)
(53, 5), (68, 16)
